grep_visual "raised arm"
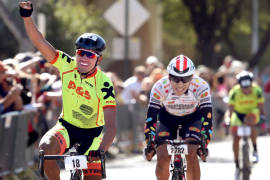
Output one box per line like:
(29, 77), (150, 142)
(19, 1), (56, 62)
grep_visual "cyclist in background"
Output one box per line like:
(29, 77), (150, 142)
(227, 71), (265, 172)
(19, 1), (116, 180)
(144, 55), (213, 180)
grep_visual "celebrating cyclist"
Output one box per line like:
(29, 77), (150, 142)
(19, 1), (116, 180)
(144, 55), (213, 180)
(227, 71), (265, 172)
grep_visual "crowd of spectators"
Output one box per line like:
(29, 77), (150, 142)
(0, 52), (270, 149)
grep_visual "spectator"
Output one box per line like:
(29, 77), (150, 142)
(121, 65), (146, 104)
(145, 56), (163, 76)
(137, 77), (154, 106)
(149, 67), (165, 84)
(0, 61), (24, 114)
(218, 55), (233, 73)
(264, 77), (270, 94)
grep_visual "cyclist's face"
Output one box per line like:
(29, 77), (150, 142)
(170, 79), (190, 96)
(76, 49), (100, 73)
(241, 86), (251, 95)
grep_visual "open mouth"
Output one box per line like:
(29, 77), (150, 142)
(80, 62), (90, 66)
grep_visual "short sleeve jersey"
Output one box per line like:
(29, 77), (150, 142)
(50, 50), (116, 128)
(149, 75), (212, 116)
(228, 83), (264, 114)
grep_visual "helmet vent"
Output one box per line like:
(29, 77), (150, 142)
(85, 39), (90, 45)
(173, 67), (189, 74)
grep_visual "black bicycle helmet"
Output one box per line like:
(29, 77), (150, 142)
(75, 33), (106, 55)
(236, 70), (253, 88)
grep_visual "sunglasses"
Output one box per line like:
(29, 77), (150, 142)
(76, 49), (99, 59)
(169, 74), (193, 83)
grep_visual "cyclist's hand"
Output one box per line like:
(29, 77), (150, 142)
(19, 1), (33, 18)
(144, 139), (156, 161)
(88, 150), (102, 162)
(197, 147), (208, 162)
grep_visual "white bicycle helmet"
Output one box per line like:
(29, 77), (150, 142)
(167, 54), (195, 77)
(236, 70), (253, 88)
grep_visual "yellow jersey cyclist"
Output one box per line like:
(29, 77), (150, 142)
(144, 55), (213, 180)
(19, 1), (116, 180)
(227, 70), (265, 170)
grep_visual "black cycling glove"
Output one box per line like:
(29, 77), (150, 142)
(19, 3), (33, 17)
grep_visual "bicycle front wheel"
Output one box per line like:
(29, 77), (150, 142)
(70, 170), (82, 180)
(241, 142), (250, 180)
(171, 171), (185, 180)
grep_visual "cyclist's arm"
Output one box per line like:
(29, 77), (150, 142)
(20, 3), (57, 62)
(199, 104), (213, 144)
(228, 104), (235, 118)
(98, 107), (116, 152)
(258, 103), (265, 116)
(144, 103), (160, 140)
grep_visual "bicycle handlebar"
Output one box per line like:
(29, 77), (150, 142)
(39, 150), (106, 179)
(165, 136), (208, 162)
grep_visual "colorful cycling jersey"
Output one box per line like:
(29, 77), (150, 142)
(149, 75), (212, 116)
(50, 50), (116, 129)
(228, 83), (264, 114)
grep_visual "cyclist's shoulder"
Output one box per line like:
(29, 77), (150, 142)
(95, 68), (114, 84)
(190, 75), (211, 95)
(152, 76), (170, 90)
(251, 83), (262, 91)
(230, 84), (241, 93)
(51, 50), (76, 70)
(56, 50), (75, 63)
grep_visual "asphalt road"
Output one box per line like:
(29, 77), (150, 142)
(60, 135), (270, 180)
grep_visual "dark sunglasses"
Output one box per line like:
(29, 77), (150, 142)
(169, 74), (193, 83)
(76, 49), (99, 59)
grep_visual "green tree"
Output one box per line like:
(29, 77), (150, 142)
(40, 0), (106, 55)
(162, 0), (270, 69)
(0, 0), (106, 58)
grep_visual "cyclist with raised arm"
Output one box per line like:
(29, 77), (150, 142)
(144, 55), (213, 180)
(19, 1), (116, 180)
(227, 71), (265, 173)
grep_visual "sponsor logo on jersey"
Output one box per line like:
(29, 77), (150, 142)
(190, 82), (199, 88)
(167, 101), (175, 104)
(105, 100), (116, 104)
(85, 81), (93, 87)
(101, 82), (115, 99)
(189, 127), (200, 133)
(239, 100), (254, 104)
(164, 84), (170, 88)
(207, 112), (212, 119)
(167, 104), (195, 110)
(150, 98), (161, 104)
(61, 52), (73, 63)
(158, 131), (170, 137)
(200, 92), (208, 98)
(68, 80), (91, 100)
(200, 97), (210, 103)
(162, 79), (168, 84)
(80, 104), (93, 115)
(198, 87), (209, 96)
(153, 93), (161, 99)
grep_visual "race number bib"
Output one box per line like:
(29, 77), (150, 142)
(167, 144), (188, 155)
(64, 156), (88, 170)
(237, 126), (251, 136)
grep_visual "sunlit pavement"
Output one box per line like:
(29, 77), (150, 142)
(61, 135), (270, 180)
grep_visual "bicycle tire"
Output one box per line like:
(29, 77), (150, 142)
(171, 171), (181, 180)
(241, 142), (250, 180)
(70, 170), (82, 180)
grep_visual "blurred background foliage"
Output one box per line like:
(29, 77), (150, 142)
(0, 0), (270, 70)
(40, 0), (106, 56)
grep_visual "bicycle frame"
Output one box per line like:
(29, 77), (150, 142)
(166, 125), (205, 180)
